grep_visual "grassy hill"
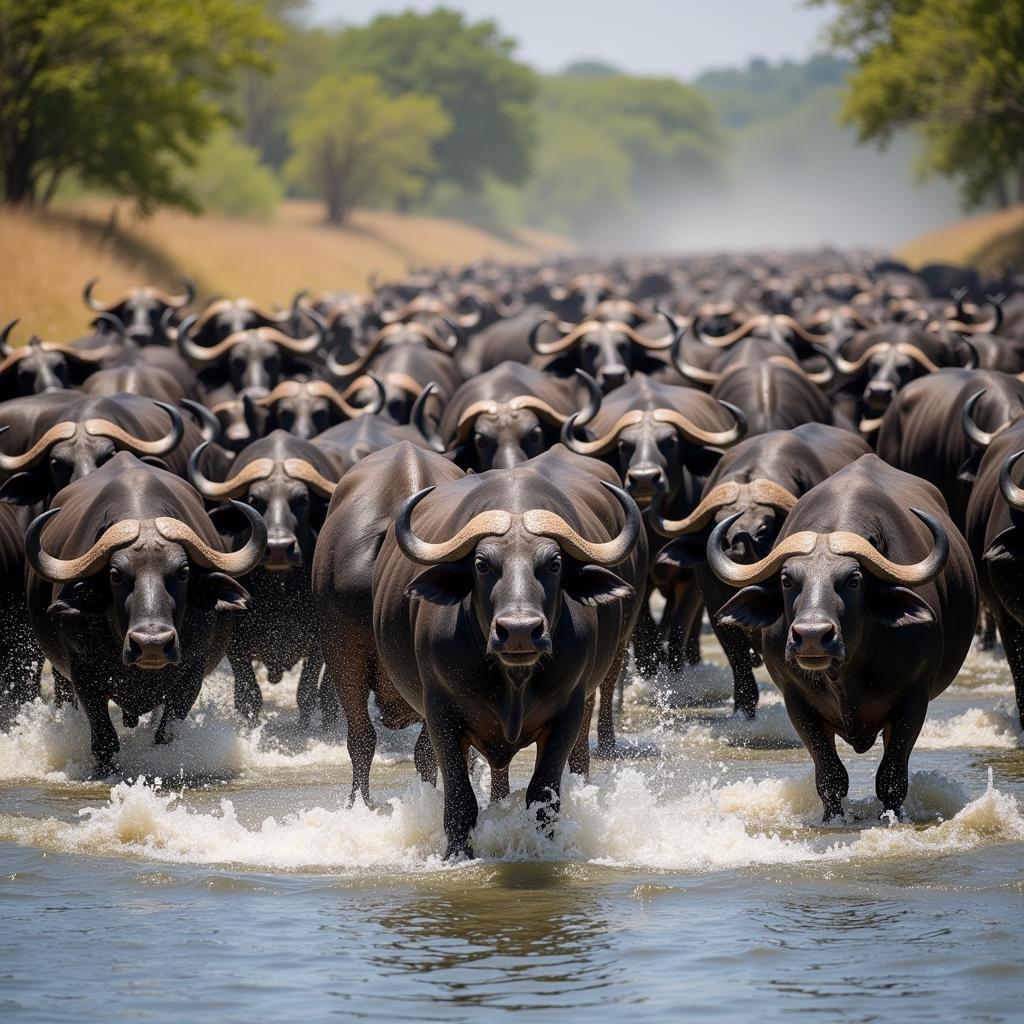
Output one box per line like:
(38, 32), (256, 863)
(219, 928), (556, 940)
(0, 200), (570, 342)
(896, 205), (1024, 273)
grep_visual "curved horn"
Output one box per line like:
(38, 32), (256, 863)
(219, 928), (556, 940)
(187, 442), (273, 500)
(828, 509), (948, 585)
(804, 343), (837, 387)
(83, 277), (116, 313)
(395, 486), (513, 564)
(170, 275), (195, 309)
(524, 481), (641, 567)
(998, 448), (1024, 511)
(335, 373), (386, 417)
(265, 308), (327, 355)
(708, 513), (818, 586)
(670, 323), (721, 386)
(26, 508), (142, 582)
(0, 318), (18, 354)
(93, 312), (126, 340)
(693, 314), (763, 349)
(961, 390), (998, 449)
(155, 501), (267, 576)
(438, 315), (464, 353)
(833, 341), (889, 376)
(0, 421), (77, 471)
(410, 382), (446, 453)
(528, 316), (567, 356)
(85, 401), (184, 457)
(654, 400), (747, 447)
(648, 482), (741, 537)
(283, 458), (337, 498)
(181, 398), (222, 444)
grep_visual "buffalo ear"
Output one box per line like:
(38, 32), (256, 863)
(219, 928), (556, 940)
(0, 470), (49, 506)
(956, 453), (980, 484)
(564, 564), (634, 606)
(716, 583), (783, 630)
(191, 570), (251, 612)
(405, 563), (472, 605)
(653, 535), (708, 582)
(47, 578), (109, 617)
(683, 444), (723, 478)
(983, 527), (1024, 564)
(868, 585), (936, 628)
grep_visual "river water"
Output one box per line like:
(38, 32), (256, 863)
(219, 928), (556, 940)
(1, 640), (1022, 1023)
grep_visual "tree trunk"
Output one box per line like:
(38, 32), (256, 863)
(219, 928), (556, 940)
(995, 175), (1010, 209)
(3, 150), (36, 206)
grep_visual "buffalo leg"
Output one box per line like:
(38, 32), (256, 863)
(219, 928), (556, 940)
(228, 654), (262, 723)
(875, 690), (928, 817)
(631, 599), (661, 678)
(783, 688), (849, 822)
(325, 643), (378, 806)
(715, 621), (759, 719)
(413, 724), (437, 786)
(596, 646), (626, 759)
(76, 680), (119, 775)
(996, 613), (1024, 729)
(155, 671), (203, 746)
(295, 648), (324, 732)
(527, 686), (586, 835)
(425, 694), (477, 860)
(489, 765), (510, 803)
(568, 693), (594, 777)
(53, 669), (76, 707)
(665, 583), (703, 672)
(976, 602), (998, 652)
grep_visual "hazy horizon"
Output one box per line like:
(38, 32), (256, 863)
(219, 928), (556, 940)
(309, 0), (834, 81)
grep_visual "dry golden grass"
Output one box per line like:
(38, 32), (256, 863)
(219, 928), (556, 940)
(896, 204), (1024, 270)
(0, 205), (166, 341)
(1, 199), (572, 341)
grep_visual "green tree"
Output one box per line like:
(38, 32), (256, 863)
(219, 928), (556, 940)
(285, 73), (450, 225)
(332, 10), (537, 192)
(0, 0), (278, 208)
(817, 0), (1024, 207)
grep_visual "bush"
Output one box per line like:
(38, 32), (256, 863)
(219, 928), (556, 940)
(177, 131), (282, 220)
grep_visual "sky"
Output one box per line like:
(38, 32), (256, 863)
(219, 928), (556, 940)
(308, 0), (836, 80)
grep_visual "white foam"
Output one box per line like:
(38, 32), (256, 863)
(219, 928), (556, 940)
(3, 760), (1019, 875)
(918, 705), (1022, 750)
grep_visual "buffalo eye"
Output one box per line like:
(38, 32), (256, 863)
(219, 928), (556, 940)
(617, 438), (632, 454)
(547, 555), (562, 575)
(781, 573), (793, 590)
(109, 566), (124, 585)
(474, 557), (490, 576)
(662, 434), (677, 449)
(527, 426), (543, 445)
(176, 564), (190, 582)
(845, 570), (862, 591)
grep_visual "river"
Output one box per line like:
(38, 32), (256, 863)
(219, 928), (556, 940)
(1, 640), (1022, 1022)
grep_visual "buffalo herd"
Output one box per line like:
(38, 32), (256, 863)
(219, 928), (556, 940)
(2, 255), (1023, 857)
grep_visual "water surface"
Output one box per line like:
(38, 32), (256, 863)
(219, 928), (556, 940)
(1, 644), (1022, 1022)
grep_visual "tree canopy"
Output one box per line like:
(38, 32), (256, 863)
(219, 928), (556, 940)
(0, 0), (278, 209)
(818, 0), (1024, 207)
(331, 10), (538, 192)
(285, 73), (450, 225)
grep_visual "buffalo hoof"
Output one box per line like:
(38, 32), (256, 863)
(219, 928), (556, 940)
(346, 791), (381, 812)
(443, 840), (474, 861)
(820, 802), (844, 824)
(90, 758), (117, 780)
